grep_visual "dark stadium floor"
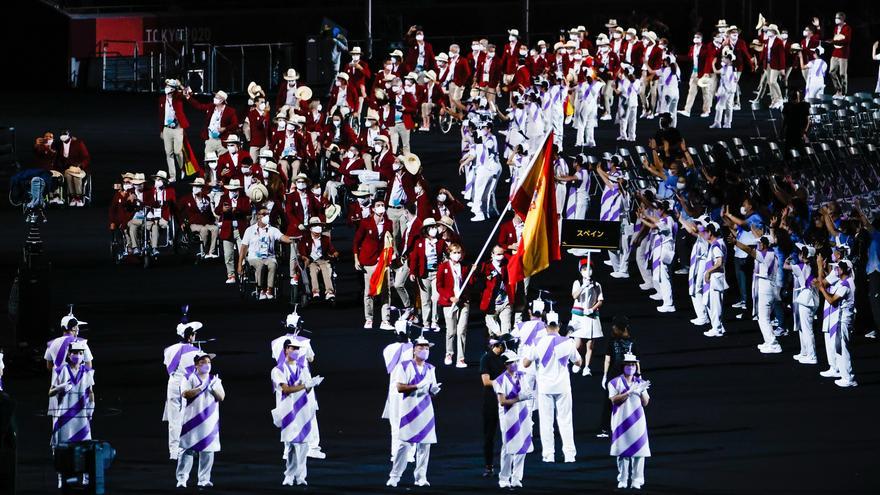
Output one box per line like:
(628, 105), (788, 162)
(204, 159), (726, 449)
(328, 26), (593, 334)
(1, 82), (879, 494)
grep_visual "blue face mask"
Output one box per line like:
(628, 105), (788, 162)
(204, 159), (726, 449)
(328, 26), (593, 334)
(623, 364), (637, 376)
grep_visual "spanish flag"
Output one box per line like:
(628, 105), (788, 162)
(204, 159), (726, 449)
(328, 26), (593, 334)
(182, 134), (203, 178)
(368, 231), (394, 297)
(508, 132), (561, 288)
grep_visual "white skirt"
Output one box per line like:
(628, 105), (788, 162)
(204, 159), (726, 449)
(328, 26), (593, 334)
(568, 314), (603, 339)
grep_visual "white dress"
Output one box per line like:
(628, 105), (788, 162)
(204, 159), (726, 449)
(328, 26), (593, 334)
(50, 364), (95, 446)
(607, 375), (651, 457)
(569, 279), (604, 339)
(393, 360), (438, 444)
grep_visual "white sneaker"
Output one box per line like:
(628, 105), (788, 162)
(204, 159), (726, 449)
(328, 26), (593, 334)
(499, 481), (511, 488)
(674, 268), (688, 275)
(731, 301), (746, 309)
(601, 113), (613, 121)
(649, 293), (663, 301)
(700, 112), (711, 118)
(363, 319), (373, 329)
(610, 272), (628, 279)
(678, 110), (690, 117)
(657, 305), (676, 313)
(265, 291), (275, 300)
(471, 214), (486, 222)
(819, 368), (840, 378)
(638, 283), (653, 291)
(866, 330), (877, 339)
(618, 481), (628, 488)
(703, 329), (724, 337)
(792, 354), (805, 361)
(834, 378), (858, 388)
(176, 481), (187, 488)
(380, 321), (395, 331)
(415, 479), (431, 486)
(632, 482), (643, 490)
(386, 478), (399, 487)
(799, 356), (817, 364)
(444, 354), (453, 366)
(542, 456), (554, 463)
(564, 456), (576, 463)
(759, 344), (782, 354)
(690, 318), (709, 325)
(307, 448), (326, 459)
(456, 359), (467, 368)
(582, 366), (592, 377)
(571, 364), (581, 374)
(225, 276), (236, 284)
(282, 477), (294, 486)
(603, 260), (614, 267)
(259, 291), (267, 300)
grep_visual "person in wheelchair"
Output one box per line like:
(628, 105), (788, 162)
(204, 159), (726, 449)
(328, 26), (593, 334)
(178, 178), (219, 258)
(51, 130), (91, 207)
(125, 173), (148, 254)
(328, 72), (358, 119)
(326, 144), (365, 205)
(109, 172), (136, 250)
(143, 170), (178, 256)
(272, 116), (314, 179)
(417, 70), (448, 132)
(297, 217), (339, 301)
(237, 206), (295, 300)
(321, 111), (358, 154)
(357, 110), (389, 170)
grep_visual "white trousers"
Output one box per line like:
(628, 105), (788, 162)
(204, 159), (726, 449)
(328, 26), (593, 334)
(165, 377), (184, 458)
(498, 451), (525, 487)
(471, 165), (498, 217)
(706, 289), (725, 333)
(617, 456), (646, 487)
(714, 93), (733, 127)
(836, 319), (855, 382)
(794, 301), (817, 360)
(537, 392), (576, 460)
(652, 262), (673, 307)
(620, 104), (638, 141)
(617, 224), (633, 275)
(176, 450), (214, 486)
(463, 164), (475, 201)
(691, 293), (708, 322)
(822, 332), (838, 371)
(757, 288), (778, 346)
(636, 238), (652, 287)
(284, 442), (308, 483)
(389, 442), (430, 484)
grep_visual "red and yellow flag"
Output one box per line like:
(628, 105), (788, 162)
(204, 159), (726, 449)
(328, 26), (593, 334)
(508, 132), (561, 288)
(182, 134), (203, 178)
(368, 231), (394, 296)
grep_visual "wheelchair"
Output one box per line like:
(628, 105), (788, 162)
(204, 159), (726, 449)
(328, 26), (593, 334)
(176, 220), (219, 264)
(289, 249), (338, 308)
(51, 171), (93, 207)
(238, 242), (286, 302)
(125, 208), (177, 268)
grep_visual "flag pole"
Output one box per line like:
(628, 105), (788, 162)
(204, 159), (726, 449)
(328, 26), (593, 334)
(454, 131), (553, 299)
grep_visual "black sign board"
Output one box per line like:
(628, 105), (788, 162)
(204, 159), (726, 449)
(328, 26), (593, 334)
(561, 220), (621, 250)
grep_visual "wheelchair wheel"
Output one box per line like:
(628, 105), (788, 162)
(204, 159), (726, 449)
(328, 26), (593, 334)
(110, 231), (124, 264)
(439, 114), (453, 134)
(346, 112), (361, 135)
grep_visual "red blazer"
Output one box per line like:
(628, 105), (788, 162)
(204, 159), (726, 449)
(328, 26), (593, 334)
(500, 40), (524, 74)
(305, 110), (327, 134)
(329, 83), (359, 111)
(732, 38), (754, 72)
(430, 196), (465, 220)
(415, 194), (432, 221)
(344, 60), (372, 90)
(408, 237), (447, 278)
(436, 261), (472, 306)
(158, 92), (190, 129)
(765, 37), (787, 70)
(476, 56), (503, 87)
(404, 37), (436, 71)
(384, 170), (418, 206)
(321, 123), (358, 149)
(53, 138), (91, 171)
(338, 156), (365, 187)
(297, 234), (338, 260)
(684, 44), (710, 77)
(284, 191), (324, 236)
(272, 131), (315, 161)
(701, 44), (719, 76)
(275, 85), (310, 114)
(799, 36), (821, 65)
(375, 150), (396, 180)
(33, 143), (56, 170)
(451, 58), (472, 86)
(830, 23), (852, 59)
(597, 51), (621, 77)
(214, 193), (251, 240)
(177, 192), (214, 225)
(479, 257), (516, 312)
(497, 220), (519, 251)
(109, 189), (134, 226)
(393, 93), (419, 130)
(464, 51), (486, 85)
(418, 83), (446, 107)
(357, 128), (390, 152)
(528, 55), (549, 77)
(144, 186), (177, 222)
(549, 53), (572, 76)
(623, 40), (644, 67)
(246, 108), (270, 147)
(187, 98), (239, 141)
(216, 150), (251, 186)
(510, 65), (532, 92)
(353, 215), (393, 266)
(642, 44), (663, 72)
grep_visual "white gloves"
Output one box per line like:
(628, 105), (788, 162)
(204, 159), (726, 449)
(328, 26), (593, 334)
(429, 382), (442, 395)
(63, 382), (74, 394)
(415, 382), (431, 397)
(305, 376), (325, 389)
(629, 380), (651, 395)
(517, 392), (534, 402)
(601, 374), (608, 390)
(210, 377), (223, 390)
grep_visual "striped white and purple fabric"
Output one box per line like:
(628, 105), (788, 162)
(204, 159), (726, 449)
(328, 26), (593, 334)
(164, 343), (201, 378)
(687, 238), (708, 296)
(493, 371), (532, 455)
(599, 173), (623, 222)
(822, 279), (853, 338)
(50, 364), (94, 446)
(515, 320), (547, 348)
(607, 375), (651, 458)
(702, 241), (727, 295)
(271, 361), (315, 444)
(179, 373), (221, 452)
(394, 360), (437, 444)
(45, 336), (91, 369)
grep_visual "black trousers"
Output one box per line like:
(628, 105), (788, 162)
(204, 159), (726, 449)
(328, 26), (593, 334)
(482, 394), (499, 467)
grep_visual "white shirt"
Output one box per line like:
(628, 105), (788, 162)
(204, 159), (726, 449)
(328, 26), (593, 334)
(165, 96), (176, 124)
(209, 106), (223, 134)
(309, 236), (323, 260)
(527, 332), (578, 394)
(242, 224), (283, 260)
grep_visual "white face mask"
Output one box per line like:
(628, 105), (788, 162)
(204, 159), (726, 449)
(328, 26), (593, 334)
(373, 144), (383, 152)
(227, 145), (237, 154)
(364, 120), (373, 128)
(835, 17), (843, 25)
(192, 187), (202, 195)
(493, 253), (504, 262)
(374, 206), (386, 215)
(428, 227), (438, 237)
(213, 97), (223, 105)
(165, 86), (174, 94)
(312, 188), (321, 196)
(573, 54), (583, 61)
(450, 252), (462, 262)
(392, 162), (402, 171)
(155, 179), (165, 187)
(287, 81), (296, 88)
(241, 166), (251, 175)
(416, 34), (424, 41)
(335, 80), (342, 87)
(694, 37), (703, 44)
(208, 161), (218, 169)
(803, 30), (810, 37)
(292, 181), (306, 191)
(740, 206), (748, 215)
(414, 186), (423, 195)
(509, 35), (517, 42)
(230, 191), (239, 199)
(60, 134), (70, 142)
(123, 183), (133, 191)
(258, 215), (268, 226)
(780, 33), (788, 41)
(332, 120), (342, 127)
(352, 55), (360, 62)
(613, 33), (621, 39)
(258, 102), (266, 111)
(436, 193), (447, 202)
(310, 226), (322, 233)
(487, 51), (495, 58)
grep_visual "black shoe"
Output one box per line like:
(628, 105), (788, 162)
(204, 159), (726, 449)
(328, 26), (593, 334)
(482, 465), (494, 477)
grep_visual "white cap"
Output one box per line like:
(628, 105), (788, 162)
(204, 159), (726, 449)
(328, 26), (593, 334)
(413, 336), (434, 347)
(176, 321), (203, 338)
(285, 311), (301, 328)
(502, 350), (519, 363)
(531, 299), (545, 313)
(546, 310), (560, 326)
(60, 314), (87, 330)
(623, 352), (639, 362)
